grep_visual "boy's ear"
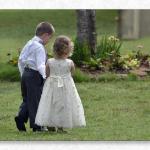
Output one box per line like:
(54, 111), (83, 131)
(46, 32), (53, 38)
(43, 33), (48, 36)
(46, 33), (49, 36)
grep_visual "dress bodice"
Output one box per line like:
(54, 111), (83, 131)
(47, 58), (72, 76)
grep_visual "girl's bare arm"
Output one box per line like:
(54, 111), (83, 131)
(71, 60), (75, 75)
(46, 62), (50, 78)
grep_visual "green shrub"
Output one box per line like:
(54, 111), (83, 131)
(120, 55), (140, 70)
(132, 49), (150, 67)
(71, 38), (91, 66)
(0, 64), (92, 83)
(47, 53), (53, 59)
(8, 56), (18, 66)
(94, 35), (123, 71)
(0, 64), (20, 81)
(96, 35), (122, 60)
(83, 57), (102, 70)
(0, 63), (141, 83)
(73, 68), (91, 82)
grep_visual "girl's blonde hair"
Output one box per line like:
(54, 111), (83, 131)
(53, 35), (73, 57)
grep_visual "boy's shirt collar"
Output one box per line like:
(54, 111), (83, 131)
(32, 36), (44, 45)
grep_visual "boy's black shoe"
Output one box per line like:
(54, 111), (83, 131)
(14, 116), (26, 132)
(32, 128), (42, 132)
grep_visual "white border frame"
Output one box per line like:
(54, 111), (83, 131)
(0, 0), (150, 9)
(0, 141), (150, 150)
(0, 0), (150, 149)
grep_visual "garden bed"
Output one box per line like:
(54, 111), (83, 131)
(2, 35), (150, 82)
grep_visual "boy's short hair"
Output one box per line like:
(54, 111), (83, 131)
(35, 22), (55, 36)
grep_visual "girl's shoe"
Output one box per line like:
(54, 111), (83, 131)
(47, 127), (56, 132)
(57, 127), (67, 133)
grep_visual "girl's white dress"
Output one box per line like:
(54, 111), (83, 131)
(35, 58), (86, 128)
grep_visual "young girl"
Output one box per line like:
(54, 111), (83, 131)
(35, 35), (86, 132)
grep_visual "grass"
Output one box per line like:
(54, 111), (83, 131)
(0, 10), (149, 59)
(1, 80), (150, 140)
(0, 10), (150, 71)
(0, 10), (117, 63)
(73, 68), (91, 82)
(121, 36), (150, 54)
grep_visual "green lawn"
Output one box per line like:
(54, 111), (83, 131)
(0, 10), (117, 63)
(121, 36), (150, 54)
(0, 81), (150, 140)
(0, 10), (150, 64)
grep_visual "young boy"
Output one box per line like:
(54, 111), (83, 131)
(15, 22), (55, 132)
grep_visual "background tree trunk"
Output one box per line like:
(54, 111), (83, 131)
(76, 9), (97, 56)
(87, 10), (97, 56)
(76, 10), (89, 43)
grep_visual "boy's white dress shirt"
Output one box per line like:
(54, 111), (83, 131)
(18, 36), (46, 79)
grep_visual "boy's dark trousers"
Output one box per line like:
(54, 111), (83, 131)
(15, 67), (44, 131)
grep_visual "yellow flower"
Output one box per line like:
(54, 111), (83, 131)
(137, 45), (143, 49)
(108, 36), (115, 41)
(115, 38), (120, 42)
(108, 36), (120, 42)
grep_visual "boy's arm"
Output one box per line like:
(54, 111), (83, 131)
(18, 59), (25, 77)
(35, 47), (46, 79)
